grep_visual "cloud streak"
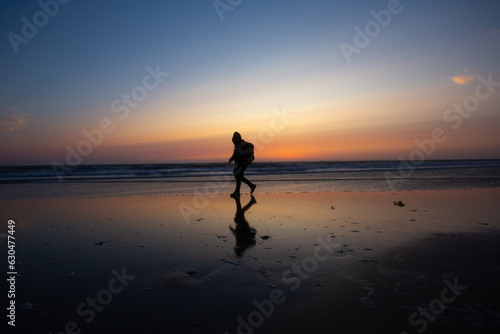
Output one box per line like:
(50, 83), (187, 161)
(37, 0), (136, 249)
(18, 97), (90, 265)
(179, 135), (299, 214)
(0, 112), (30, 132)
(450, 75), (476, 85)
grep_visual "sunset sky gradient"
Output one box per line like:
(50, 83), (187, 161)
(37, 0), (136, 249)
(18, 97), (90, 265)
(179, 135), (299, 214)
(1, 0), (499, 165)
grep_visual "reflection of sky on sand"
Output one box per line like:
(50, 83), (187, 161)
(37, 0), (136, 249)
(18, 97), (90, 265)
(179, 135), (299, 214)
(9, 189), (500, 283)
(4, 189), (499, 333)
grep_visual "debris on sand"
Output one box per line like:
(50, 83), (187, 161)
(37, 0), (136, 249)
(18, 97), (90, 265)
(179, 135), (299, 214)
(94, 241), (104, 246)
(221, 258), (241, 266)
(260, 235), (271, 240)
(258, 267), (271, 278)
(154, 271), (192, 287)
(186, 268), (199, 275)
(359, 297), (376, 308)
(21, 302), (33, 310)
(393, 201), (405, 207)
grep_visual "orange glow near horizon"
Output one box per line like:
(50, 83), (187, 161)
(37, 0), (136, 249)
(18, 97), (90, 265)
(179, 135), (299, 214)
(3, 74), (500, 165)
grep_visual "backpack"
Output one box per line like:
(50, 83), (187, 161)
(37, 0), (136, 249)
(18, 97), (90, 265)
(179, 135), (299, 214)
(238, 141), (255, 163)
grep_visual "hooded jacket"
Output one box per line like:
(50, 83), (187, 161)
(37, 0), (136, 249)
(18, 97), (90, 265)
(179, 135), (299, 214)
(230, 132), (255, 164)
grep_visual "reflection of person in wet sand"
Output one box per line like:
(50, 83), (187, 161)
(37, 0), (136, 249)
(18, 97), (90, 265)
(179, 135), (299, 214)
(230, 195), (257, 257)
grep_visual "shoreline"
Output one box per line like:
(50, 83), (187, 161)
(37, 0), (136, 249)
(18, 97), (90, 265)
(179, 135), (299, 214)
(1, 159), (499, 200)
(2, 176), (500, 200)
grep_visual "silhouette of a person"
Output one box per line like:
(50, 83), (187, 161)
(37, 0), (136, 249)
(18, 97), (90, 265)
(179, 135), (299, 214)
(230, 195), (257, 257)
(228, 131), (256, 197)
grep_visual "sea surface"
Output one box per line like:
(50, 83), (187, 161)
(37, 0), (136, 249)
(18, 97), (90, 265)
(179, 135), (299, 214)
(1, 160), (499, 199)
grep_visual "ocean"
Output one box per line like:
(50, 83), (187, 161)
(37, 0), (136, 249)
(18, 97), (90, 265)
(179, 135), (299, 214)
(1, 160), (499, 199)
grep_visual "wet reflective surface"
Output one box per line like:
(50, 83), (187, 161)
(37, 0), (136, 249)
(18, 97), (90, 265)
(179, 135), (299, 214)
(2, 189), (500, 333)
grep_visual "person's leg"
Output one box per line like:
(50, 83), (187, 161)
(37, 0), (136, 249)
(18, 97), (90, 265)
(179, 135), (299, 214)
(234, 176), (242, 193)
(233, 162), (256, 194)
(239, 164), (256, 193)
(241, 174), (250, 186)
(232, 164), (243, 195)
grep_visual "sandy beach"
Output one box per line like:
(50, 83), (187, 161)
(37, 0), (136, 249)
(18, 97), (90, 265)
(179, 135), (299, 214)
(3, 187), (499, 333)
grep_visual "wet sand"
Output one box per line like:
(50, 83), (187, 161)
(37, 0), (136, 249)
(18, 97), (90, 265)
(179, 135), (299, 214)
(2, 188), (500, 333)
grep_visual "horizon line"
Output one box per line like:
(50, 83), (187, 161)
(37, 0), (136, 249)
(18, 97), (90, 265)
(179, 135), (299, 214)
(1, 158), (500, 167)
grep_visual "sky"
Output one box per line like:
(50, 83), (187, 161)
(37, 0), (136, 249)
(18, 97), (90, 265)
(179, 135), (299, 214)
(1, 0), (499, 165)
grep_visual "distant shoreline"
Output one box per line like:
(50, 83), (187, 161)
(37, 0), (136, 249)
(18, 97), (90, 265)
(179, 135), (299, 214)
(1, 159), (499, 199)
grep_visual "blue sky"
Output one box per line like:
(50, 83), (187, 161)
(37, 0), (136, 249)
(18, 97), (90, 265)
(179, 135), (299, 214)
(1, 0), (499, 164)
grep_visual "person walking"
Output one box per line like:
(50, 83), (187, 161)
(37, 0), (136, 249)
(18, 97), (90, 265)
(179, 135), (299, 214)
(228, 131), (256, 197)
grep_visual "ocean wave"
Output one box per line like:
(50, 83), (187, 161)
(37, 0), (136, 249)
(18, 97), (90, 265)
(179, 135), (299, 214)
(0, 160), (499, 184)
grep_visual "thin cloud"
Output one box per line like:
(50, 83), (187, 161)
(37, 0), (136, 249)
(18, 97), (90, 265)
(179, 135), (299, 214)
(0, 113), (31, 132)
(450, 74), (476, 85)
